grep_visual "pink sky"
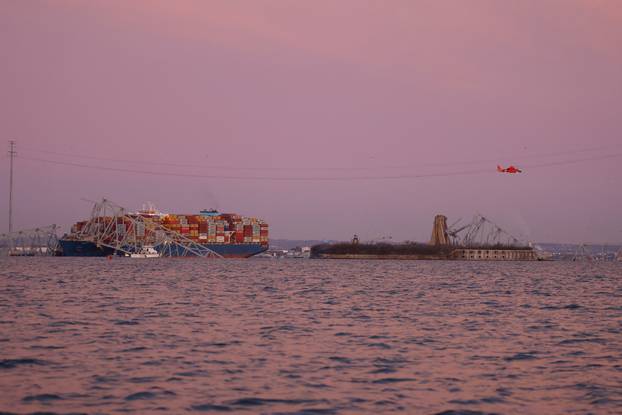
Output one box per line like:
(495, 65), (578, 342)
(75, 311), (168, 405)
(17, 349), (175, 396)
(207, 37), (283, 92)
(1, 1), (621, 243)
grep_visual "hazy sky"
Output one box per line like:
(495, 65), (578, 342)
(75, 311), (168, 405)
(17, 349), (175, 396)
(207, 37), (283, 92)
(1, 0), (621, 243)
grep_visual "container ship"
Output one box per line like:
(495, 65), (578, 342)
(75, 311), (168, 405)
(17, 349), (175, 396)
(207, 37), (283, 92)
(59, 207), (268, 258)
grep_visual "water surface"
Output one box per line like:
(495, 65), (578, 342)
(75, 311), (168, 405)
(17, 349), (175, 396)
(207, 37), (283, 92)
(1, 258), (621, 414)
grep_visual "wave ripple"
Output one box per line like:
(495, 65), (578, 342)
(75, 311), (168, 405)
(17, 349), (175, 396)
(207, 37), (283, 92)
(0, 258), (621, 414)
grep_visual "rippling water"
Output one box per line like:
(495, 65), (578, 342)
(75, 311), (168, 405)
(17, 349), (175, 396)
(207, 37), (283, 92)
(1, 258), (621, 415)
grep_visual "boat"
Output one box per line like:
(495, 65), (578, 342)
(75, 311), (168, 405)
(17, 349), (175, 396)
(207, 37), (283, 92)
(126, 246), (160, 258)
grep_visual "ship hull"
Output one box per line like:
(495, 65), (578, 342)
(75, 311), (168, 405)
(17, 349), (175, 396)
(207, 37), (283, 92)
(154, 242), (267, 258)
(204, 243), (267, 258)
(58, 240), (117, 257)
(59, 240), (267, 258)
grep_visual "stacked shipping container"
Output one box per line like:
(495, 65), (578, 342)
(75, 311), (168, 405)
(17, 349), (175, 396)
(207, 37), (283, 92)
(71, 211), (269, 247)
(160, 212), (268, 245)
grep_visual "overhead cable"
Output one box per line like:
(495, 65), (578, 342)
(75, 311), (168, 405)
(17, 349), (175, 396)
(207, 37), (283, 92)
(16, 152), (622, 182)
(17, 145), (613, 171)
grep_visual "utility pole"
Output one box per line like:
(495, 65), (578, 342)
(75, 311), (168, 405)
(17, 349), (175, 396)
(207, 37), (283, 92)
(8, 140), (16, 233)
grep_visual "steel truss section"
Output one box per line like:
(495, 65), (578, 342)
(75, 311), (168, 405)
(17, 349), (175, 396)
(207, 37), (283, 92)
(0, 225), (60, 256)
(447, 214), (525, 248)
(73, 199), (222, 258)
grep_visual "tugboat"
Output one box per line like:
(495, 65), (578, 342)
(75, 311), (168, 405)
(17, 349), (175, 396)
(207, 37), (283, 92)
(126, 246), (160, 258)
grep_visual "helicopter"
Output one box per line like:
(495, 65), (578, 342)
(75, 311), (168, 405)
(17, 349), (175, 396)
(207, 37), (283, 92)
(497, 165), (522, 174)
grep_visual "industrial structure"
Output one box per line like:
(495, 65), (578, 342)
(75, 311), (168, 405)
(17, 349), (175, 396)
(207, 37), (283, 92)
(431, 213), (527, 248)
(313, 213), (543, 260)
(430, 213), (540, 260)
(450, 248), (537, 261)
(429, 215), (450, 246)
(0, 225), (59, 256)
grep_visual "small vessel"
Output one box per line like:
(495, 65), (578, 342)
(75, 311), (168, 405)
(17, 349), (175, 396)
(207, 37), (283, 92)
(126, 246), (160, 258)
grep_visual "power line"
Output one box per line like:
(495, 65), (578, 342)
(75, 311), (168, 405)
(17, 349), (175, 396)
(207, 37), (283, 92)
(17, 144), (613, 171)
(8, 141), (16, 233)
(17, 155), (492, 181)
(16, 152), (622, 182)
(525, 153), (622, 169)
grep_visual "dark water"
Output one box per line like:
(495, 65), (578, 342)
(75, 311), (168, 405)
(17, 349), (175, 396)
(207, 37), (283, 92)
(1, 258), (621, 415)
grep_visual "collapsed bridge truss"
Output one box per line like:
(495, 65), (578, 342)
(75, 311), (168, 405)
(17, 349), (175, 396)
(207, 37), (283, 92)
(0, 225), (60, 256)
(444, 214), (527, 248)
(65, 199), (223, 258)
